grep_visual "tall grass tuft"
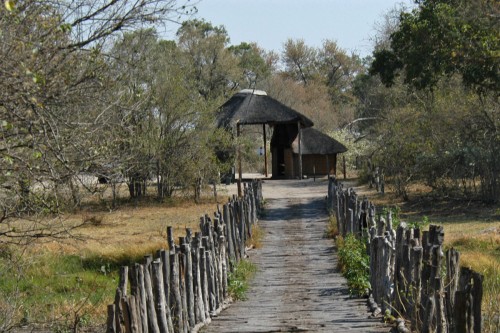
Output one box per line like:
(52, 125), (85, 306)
(325, 215), (339, 239)
(246, 224), (264, 249)
(227, 260), (257, 301)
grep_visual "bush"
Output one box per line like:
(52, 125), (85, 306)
(227, 259), (257, 301)
(336, 234), (370, 297)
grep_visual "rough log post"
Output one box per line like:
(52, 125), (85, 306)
(336, 191), (342, 237)
(223, 204), (235, 262)
(178, 249), (189, 332)
(411, 244), (423, 332)
(192, 233), (205, 325)
(167, 226), (175, 252)
(127, 295), (139, 333)
(118, 266), (129, 295)
(143, 262), (160, 333)
(135, 264), (148, 333)
(472, 272), (483, 333)
(219, 234), (228, 299)
(114, 288), (125, 333)
(454, 290), (468, 333)
(199, 246), (210, 321)
(395, 223), (407, 313)
(432, 226), (447, 333)
(215, 220), (225, 306)
(207, 220), (220, 310)
(152, 260), (169, 333)
(347, 208), (354, 234)
(445, 248), (460, 333)
(107, 305), (116, 333)
(370, 236), (383, 305)
(377, 216), (385, 237)
(382, 233), (395, 312)
(181, 237), (195, 329)
(158, 250), (173, 333)
(461, 267), (474, 333)
(237, 201), (246, 258)
(120, 296), (132, 333)
(205, 249), (216, 315)
(422, 296), (436, 333)
(420, 230), (431, 326)
(127, 265), (139, 333)
(230, 201), (240, 262)
(169, 252), (184, 333)
(244, 198), (252, 239)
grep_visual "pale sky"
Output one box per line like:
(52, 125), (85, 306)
(189, 0), (415, 58)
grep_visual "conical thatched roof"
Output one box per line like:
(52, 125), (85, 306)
(216, 90), (314, 128)
(292, 128), (347, 155)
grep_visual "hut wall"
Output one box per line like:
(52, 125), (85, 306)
(301, 154), (337, 176)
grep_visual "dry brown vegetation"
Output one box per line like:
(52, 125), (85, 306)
(0, 184), (239, 330)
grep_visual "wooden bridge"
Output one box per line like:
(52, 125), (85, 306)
(201, 179), (386, 332)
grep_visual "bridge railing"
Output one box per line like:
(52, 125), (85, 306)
(327, 177), (483, 333)
(106, 180), (262, 333)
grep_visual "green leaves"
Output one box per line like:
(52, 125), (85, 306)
(4, 0), (15, 12)
(371, 0), (499, 93)
(336, 234), (371, 297)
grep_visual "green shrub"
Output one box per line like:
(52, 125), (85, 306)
(336, 234), (370, 297)
(227, 259), (256, 301)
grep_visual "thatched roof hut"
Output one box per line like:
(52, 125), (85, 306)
(216, 89), (347, 183)
(292, 128), (347, 155)
(216, 89), (314, 128)
(287, 128), (347, 178)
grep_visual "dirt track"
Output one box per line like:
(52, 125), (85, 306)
(201, 179), (387, 333)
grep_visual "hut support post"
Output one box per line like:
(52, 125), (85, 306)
(237, 123), (242, 197)
(263, 124), (268, 178)
(326, 155), (330, 178)
(298, 122), (303, 180)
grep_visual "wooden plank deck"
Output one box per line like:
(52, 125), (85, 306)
(201, 180), (387, 333)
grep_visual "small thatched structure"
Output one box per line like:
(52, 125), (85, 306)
(216, 89), (347, 183)
(291, 127), (347, 177)
(216, 89), (314, 128)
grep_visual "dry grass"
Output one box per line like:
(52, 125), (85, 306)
(0, 186), (236, 330)
(246, 224), (265, 249)
(61, 201), (218, 254)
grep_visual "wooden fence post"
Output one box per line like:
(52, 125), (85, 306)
(152, 259), (169, 333)
(181, 237), (195, 329)
(199, 246), (210, 321)
(143, 261), (160, 333)
(169, 252), (184, 333)
(192, 232), (206, 325)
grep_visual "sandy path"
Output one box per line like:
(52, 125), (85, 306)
(201, 179), (387, 333)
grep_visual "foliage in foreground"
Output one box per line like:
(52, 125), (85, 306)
(227, 259), (257, 301)
(0, 244), (163, 332)
(335, 234), (370, 297)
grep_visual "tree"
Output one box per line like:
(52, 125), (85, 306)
(371, 0), (499, 92)
(229, 42), (273, 89)
(281, 38), (318, 85)
(177, 19), (241, 101)
(0, 0), (194, 232)
(318, 40), (363, 104)
(366, 0), (499, 201)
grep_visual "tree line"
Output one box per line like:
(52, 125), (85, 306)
(1, 0), (498, 238)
